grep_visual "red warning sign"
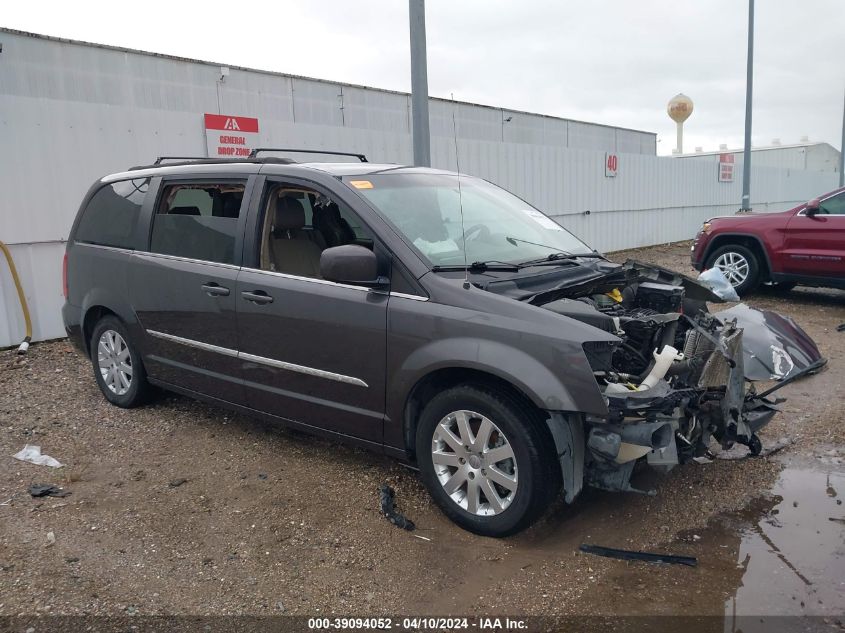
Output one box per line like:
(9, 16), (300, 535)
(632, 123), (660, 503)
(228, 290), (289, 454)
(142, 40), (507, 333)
(204, 114), (259, 158)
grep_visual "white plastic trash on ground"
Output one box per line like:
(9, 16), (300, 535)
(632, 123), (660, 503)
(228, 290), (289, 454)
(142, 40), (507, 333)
(698, 268), (740, 302)
(12, 444), (63, 468)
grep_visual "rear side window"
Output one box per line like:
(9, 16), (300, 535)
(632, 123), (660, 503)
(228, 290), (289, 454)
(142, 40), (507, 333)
(149, 182), (245, 265)
(75, 178), (149, 249)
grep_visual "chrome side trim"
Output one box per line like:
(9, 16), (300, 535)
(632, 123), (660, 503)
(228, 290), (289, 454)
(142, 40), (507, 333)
(134, 250), (241, 271)
(146, 329), (368, 388)
(146, 329), (239, 358)
(240, 266), (369, 292)
(389, 291), (429, 302)
(239, 352), (369, 388)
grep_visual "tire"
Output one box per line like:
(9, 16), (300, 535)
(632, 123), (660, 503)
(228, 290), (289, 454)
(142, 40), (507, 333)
(89, 315), (150, 408)
(705, 244), (761, 296)
(415, 385), (561, 537)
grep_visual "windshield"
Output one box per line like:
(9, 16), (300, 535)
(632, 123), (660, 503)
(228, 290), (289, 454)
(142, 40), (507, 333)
(344, 173), (593, 267)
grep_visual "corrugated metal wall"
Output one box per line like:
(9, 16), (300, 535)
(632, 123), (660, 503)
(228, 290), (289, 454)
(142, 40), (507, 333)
(678, 144), (842, 174)
(0, 29), (838, 348)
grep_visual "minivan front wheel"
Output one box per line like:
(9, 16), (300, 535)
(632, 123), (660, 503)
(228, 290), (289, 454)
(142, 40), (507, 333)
(416, 385), (560, 536)
(90, 316), (150, 408)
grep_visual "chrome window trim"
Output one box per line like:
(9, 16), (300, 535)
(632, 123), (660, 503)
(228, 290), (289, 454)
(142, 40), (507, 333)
(241, 268), (429, 300)
(239, 352), (368, 388)
(797, 209), (845, 218)
(147, 329), (239, 358)
(146, 329), (368, 388)
(134, 250), (242, 271)
(75, 242), (135, 255)
(389, 291), (429, 302)
(239, 266), (370, 292)
(79, 245), (245, 271)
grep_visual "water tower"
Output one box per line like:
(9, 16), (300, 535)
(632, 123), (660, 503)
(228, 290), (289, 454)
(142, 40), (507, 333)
(667, 93), (694, 154)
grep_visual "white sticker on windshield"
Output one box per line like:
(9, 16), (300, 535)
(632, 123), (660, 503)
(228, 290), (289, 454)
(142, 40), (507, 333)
(522, 209), (562, 231)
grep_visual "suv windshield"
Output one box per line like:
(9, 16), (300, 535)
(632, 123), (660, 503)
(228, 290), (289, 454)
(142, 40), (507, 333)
(345, 173), (593, 267)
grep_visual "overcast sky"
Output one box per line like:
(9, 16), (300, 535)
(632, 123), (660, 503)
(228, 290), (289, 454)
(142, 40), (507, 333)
(3, 1), (843, 155)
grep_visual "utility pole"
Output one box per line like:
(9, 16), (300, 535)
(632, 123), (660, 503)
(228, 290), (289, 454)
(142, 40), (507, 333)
(409, 0), (431, 167)
(741, 0), (754, 211)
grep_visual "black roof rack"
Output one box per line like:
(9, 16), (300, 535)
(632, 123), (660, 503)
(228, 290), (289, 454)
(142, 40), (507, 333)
(128, 156), (296, 171)
(249, 148), (368, 162)
(153, 156), (209, 165)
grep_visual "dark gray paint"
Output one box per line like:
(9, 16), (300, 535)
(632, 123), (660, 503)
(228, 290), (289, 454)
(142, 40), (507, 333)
(63, 160), (619, 460)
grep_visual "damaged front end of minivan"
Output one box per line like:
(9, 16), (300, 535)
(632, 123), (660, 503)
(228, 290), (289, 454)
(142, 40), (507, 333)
(492, 259), (826, 499)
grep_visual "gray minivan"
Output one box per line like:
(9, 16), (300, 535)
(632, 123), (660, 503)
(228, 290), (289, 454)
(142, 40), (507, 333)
(63, 152), (818, 536)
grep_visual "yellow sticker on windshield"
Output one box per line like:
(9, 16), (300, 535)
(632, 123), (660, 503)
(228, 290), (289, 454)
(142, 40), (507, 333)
(349, 180), (374, 189)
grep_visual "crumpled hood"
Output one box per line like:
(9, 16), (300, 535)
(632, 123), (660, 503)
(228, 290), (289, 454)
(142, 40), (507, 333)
(713, 303), (826, 381)
(478, 258), (722, 304)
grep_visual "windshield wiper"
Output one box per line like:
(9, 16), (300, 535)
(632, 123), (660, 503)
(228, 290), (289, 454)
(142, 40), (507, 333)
(505, 236), (604, 265)
(432, 260), (520, 272)
(517, 251), (605, 267)
(505, 236), (604, 266)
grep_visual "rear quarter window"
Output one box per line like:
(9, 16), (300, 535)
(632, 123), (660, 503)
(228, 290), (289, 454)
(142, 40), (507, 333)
(75, 178), (149, 249)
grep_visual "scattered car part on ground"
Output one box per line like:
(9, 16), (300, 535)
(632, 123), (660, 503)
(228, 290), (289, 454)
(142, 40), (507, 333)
(61, 154), (826, 536)
(690, 186), (845, 295)
(12, 445), (63, 468)
(28, 484), (71, 498)
(714, 304), (826, 381)
(579, 543), (698, 567)
(379, 484), (415, 531)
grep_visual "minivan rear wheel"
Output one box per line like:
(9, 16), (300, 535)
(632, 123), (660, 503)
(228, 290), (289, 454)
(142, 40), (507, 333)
(416, 385), (560, 536)
(90, 315), (150, 408)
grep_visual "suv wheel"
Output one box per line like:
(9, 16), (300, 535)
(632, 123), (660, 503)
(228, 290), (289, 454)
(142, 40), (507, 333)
(90, 315), (150, 408)
(706, 244), (761, 295)
(416, 385), (560, 536)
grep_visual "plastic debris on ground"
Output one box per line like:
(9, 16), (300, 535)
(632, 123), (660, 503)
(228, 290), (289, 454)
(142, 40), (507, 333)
(697, 267), (740, 302)
(28, 484), (71, 498)
(579, 543), (697, 567)
(378, 484), (416, 531)
(12, 444), (63, 468)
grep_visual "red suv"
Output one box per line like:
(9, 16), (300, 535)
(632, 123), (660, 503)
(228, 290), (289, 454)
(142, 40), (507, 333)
(691, 187), (845, 295)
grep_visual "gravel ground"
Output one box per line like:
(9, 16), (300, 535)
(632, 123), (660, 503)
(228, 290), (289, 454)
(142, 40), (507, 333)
(0, 241), (842, 617)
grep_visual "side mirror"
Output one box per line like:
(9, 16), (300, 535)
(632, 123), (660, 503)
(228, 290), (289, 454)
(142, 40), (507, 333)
(805, 198), (821, 216)
(320, 245), (388, 287)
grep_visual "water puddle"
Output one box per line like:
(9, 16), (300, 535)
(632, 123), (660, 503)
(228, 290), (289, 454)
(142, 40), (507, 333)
(579, 458), (845, 623)
(721, 462), (844, 618)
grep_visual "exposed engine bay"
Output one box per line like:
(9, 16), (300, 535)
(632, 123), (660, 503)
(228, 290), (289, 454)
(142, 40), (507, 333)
(525, 260), (826, 496)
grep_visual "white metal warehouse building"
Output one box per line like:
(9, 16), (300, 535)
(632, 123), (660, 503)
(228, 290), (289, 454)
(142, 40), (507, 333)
(0, 28), (840, 348)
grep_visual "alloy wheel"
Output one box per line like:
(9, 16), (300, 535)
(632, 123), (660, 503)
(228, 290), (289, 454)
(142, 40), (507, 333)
(713, 251), (750, 287)
(97, 329), (133, 395)
(431, 410), (518, 516)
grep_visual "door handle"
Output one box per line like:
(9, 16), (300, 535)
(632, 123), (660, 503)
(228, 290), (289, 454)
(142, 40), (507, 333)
(202, 283), (230, 297)
(241, 290), (274, 305)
